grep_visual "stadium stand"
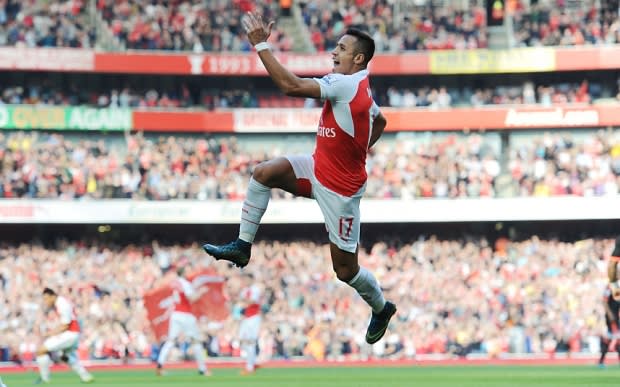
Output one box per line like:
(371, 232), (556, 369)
(1, 130), (618, 200)
(0, 79), (599, 108)
(0, 0), (619, 375)
(0, 236), (615, 362)
(2, 0), (619, 52)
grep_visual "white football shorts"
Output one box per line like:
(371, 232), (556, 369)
(43, 331), (80, 353)
(167, 311), (201, 341)
(239, 315), (262, 342)
(286, 154), (363, 253)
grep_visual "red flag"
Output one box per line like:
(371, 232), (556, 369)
(144, 269), (229, 341)
(187, 269), (229, 321)
(143, 286), (175, 341)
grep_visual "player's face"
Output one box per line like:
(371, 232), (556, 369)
(331, 35), (363, 74)
(42, 294), (54, 308)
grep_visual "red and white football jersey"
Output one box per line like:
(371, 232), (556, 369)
(55, 296), (80, 332)
(313, 69), (381, 196)
(241, 285), (261, 318)
(172, 277), (194, 313)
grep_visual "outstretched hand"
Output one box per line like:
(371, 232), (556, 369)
(241, 12), (274, 46)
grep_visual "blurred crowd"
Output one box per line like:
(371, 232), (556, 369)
(2, 0), (619, 52)
(0, 236), (616, 363)
(302, 0), (620, 53)
(0, 130), (618, 200)
(301, 0), (487, 52)
(513, 0), (620, 47)
(98, 0), (292, 52)
(377, 80), (593, 108)
(0, 84), (303, 109)
(0, 79), (599, 110)
(0, 0), (95, 48)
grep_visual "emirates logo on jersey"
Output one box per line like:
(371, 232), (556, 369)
(317, 116), (336, 138)
(317, 126), (336, 138)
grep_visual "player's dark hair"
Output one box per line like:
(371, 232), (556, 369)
(345, 28), (375, 66)
(42, 287), (56, 296)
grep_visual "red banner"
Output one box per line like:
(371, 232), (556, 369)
(143, 269), (228, 341)
(94, 51), (430, 75)
(0, 46), (617, 75)
(128, 105), (620, 133)
(555, 47), (620, 71)
(84, 46), (620, 75)
(132, 110), (233, 132)
(383, 105), (620, 131)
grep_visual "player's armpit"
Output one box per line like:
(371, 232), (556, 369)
(282, 78), (322, 99)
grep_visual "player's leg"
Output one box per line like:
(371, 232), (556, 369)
(315, 184), (396, 344)
(329, 243), (396, 344)
(185, 315), (210, 376)
(36, 332), (80, 383)
(157, 313), (182, 375)
(613, 317), (620, 364)
(35, 345), (52, 383)
(190, 338), (210, 376)
(601, 316), (616, 366)
(64, 347), (93, 383)
(238, 157), (300, 242)
(599, 335), (610, 366)
(239, 316), (261, 375)
(203, 155), (309, 267)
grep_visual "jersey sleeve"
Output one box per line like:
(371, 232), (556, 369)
(180, 278), (195, 299)
(249, 286), (261, 303)
(313, 73), (357, 102)
(240, 286), (259, 303)
(55, 297), (73, 325)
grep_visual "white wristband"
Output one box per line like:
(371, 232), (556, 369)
(254, 42), (270, 52)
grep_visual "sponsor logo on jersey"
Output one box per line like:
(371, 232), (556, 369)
(317, 125), (336, 138)
(317, 116), (336, 138)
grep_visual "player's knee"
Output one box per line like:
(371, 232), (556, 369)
(334, 266), (356, 283)
(251, 162), (271, 185)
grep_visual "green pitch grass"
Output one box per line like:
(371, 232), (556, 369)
(2, 366), (620, 387)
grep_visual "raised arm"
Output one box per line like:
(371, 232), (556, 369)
(242, 12), (321, 99)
